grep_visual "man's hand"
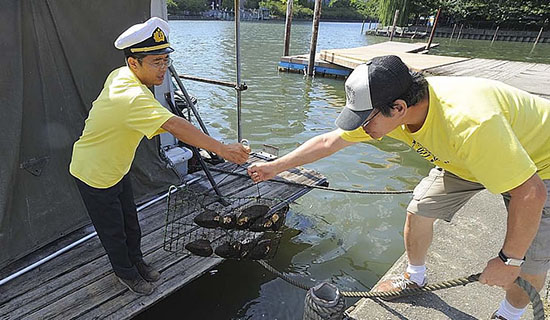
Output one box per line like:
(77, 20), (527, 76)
(219, 143), (250, 165)
(248, 162), (278, 182)
(479, 257), (521, 290)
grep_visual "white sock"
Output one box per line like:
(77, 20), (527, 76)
(406, 264), (426, 286)
(495, 299), (526, 320)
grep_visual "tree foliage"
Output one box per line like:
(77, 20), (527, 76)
(166, 0), (550, 25)
(170, 0), (207, 13)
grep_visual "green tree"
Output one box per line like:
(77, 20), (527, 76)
(378, 0), (410, 25)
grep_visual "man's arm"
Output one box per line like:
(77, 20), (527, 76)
(504, 173), (547, 259)
(248, 130), (356, 182)
(161, 116), (250, 164)
(479, 173), (547, 288)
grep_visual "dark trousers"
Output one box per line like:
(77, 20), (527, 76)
(75, 175), (142, 280)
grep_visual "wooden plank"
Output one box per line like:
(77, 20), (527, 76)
(23, 174), (315, 319)
(425, 58), (550, 99)
(0, 154), (326, 320)
(1, 168), (267, 318)
(0, 162), (253, 307)
(320, 49), (469, 71)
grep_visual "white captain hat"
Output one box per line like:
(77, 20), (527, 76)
(114, 17), (174, 55)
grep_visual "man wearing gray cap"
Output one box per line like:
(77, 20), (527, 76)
(248, 55), (550, 319)
(70, 17), (249, 295)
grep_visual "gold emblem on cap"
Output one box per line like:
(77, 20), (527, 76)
(153, 28), (165, 43)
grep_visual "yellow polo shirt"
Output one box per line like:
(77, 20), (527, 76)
(70, 66), (174, 188)
(340, 77), (550, 194)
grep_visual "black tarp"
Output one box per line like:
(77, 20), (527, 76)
(0, 0), (180, 270)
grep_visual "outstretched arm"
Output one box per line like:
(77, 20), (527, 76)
(162, 116), (250, 164)
(248, 129), (356, 182)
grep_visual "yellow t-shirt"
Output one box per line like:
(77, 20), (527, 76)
(340, 76), (550, 194)
(70, 66), (174, 188)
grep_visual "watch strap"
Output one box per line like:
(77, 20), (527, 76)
(498, 249), (525, 266)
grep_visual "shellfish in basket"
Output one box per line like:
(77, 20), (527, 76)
(193, 208), (220, 228)
(240, 239), (272, 260)
(214, 241), (242, 259)
(185, 239), (213, 257)
(249, 203), (289, 232)
(236, 204), (270, 229)
(194, 208), (236, 229)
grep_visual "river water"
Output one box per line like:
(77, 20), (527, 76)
(136, 20), (550, 319)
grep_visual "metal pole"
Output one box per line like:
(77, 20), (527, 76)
(283, 0), (294, 56)
(234, 0), (243, 142)
(425, 7), (441, 51)
(389, 9), (399, 41)
(307, 0), (322, 76)
(169, 66), (210, 136)
(491, 25), (499, 45)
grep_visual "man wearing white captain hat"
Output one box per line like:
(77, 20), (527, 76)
(70, 17), (250, 295)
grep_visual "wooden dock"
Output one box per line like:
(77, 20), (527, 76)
(279, 42), (550, 101)
(279, 41), (456, 77)
(425, 58), (550, 100)
(0, 153), (326, 319)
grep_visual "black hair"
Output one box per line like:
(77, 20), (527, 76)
(124, 50), (147, 65)
(376, 71), (428, 117)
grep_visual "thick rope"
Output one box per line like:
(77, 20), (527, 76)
(209, 167), (413, 195)
(257, 261), (545, 320)
(303, 285), (347, 320)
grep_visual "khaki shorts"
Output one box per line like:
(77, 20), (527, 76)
(407, 167), (550, 275)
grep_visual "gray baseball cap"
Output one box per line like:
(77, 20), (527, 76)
(335, 55), (413, 131)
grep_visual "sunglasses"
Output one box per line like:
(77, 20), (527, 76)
(360, 109), (380, 128)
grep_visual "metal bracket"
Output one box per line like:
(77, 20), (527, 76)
(20, 156), (50, 176)
(262, 144), (279, 157)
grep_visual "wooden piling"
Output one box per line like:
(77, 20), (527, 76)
(531, 25), (544, 52)
(361, 19), (365, 34)
(450, 24), (456, 40)
(307, 0), (322, 76)
(425, 7), (441, 50)
(283, 0), (294, 56)
(491, 26), (499, 45)
(389, 9), (400, 41)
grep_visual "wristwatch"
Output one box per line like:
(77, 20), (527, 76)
(498, 249), (525, 267)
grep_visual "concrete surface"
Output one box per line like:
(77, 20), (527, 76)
(346, 190), (550, 320)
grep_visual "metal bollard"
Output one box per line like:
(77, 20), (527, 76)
(303, 282), (346, 320)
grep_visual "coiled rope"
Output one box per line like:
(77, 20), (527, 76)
(208, 167), (413, 195)
(257, 260), (545, 320)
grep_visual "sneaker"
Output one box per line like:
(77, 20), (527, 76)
(118, 275), (154, 295)
(490, 311), (508, 320)
(372, 272), (427, 300)
(136, 261), (161, 282)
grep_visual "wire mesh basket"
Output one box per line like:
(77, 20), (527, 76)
(163, 185), (288, 261)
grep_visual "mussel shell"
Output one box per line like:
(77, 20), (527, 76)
(214, 241), (242, 258)
(218, 214), (236, 229)
(237, 204), (270, 229)
(249, 216), (273, 232)
(270, 204), (289, 231)
(193, 209), (220, 228)
(243, 239), (272, 260)
(185, 239), (213, 257)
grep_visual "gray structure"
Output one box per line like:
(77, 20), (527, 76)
(0, 0), (180, 270)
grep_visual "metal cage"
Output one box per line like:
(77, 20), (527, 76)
(163, 185), (288, 261)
